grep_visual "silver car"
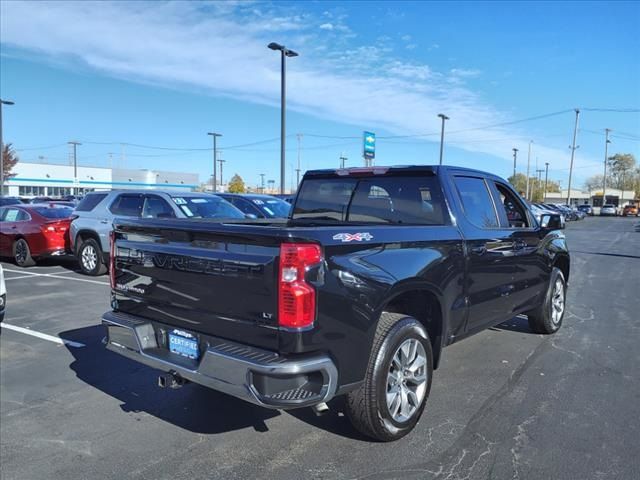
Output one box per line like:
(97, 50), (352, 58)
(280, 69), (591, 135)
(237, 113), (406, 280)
(70, 190), (245, 275)
(600, 204), (617, 216)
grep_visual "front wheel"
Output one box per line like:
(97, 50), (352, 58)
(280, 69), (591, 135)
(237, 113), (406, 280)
(77, 238), (107, 276)
(345, 312), (433, 441)
(527, 267), (566, 334)
(13, 238), (36, 267)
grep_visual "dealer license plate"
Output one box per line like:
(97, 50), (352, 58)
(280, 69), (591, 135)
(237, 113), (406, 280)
(168, 329), (199, 360)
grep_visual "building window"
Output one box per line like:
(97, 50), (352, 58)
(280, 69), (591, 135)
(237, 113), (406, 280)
(18, 186), (46, 196)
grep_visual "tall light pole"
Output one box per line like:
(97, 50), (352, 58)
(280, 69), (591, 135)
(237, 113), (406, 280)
(208, 132), (222, 193)
(566, 108), (580, 205)
(296, 133), (302, 189)
(544, 162), (549, 202)
(602, 128), (611, 206)
(0, 99), (15, 196)
(437, 113), (449, 165)
(512, 148), (519, 183)
(68, 141), (81, 195)
(259, 173), (266, 193)
(525, 140), (533, 200)
(268, 42), (298, 194)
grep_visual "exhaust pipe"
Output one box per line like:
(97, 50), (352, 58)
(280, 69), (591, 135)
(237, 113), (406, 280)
(158, 372), (188, 389)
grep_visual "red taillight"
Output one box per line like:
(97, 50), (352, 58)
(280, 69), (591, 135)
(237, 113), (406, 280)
(109, 231), (116, 289)
(278, 243), (322, 329)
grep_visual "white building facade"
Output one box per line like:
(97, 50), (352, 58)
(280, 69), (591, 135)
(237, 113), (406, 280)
(4, 161), (199, 197)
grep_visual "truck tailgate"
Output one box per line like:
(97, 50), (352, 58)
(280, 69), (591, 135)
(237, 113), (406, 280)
(111, 219), (286, 350)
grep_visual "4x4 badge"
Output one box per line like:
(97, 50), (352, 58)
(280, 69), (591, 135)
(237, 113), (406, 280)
(332, 232), (373, 242)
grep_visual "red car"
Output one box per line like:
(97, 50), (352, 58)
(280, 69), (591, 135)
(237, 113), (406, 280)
(0, 204), (74, 266)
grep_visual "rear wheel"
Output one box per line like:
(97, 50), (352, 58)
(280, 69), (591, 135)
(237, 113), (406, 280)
(527, 267), (566, 334)
(13, 238), (36, 267)
(345, 312), (433, 441)
(77, 238), (107, 276)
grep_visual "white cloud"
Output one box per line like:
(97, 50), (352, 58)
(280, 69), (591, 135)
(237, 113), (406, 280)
(450, 68), (482, 78)
(0, 0), (584, 170)
(401, 34), (411, 42)
(405, 44), (417, 50)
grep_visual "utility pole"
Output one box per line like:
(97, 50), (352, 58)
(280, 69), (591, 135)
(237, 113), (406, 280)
(621, 167), (627, 206)
(217, 155), (226, 191)
(0, 98), (15, 196)
(120, 143), (126, 169)
(259, 173), (266, 193)
(340, 153), (347, 169)
(68, 141), (81, 195)
(207, 132), (222, 193)
(536, 169), (544, 201)
(544, 162), (549, 202)
(526, 140), (533, 200)
(108, 152), (114, 169)
(566, 108), (580, 205)
(438, 113), (449, 165)
(602, 128), (611, 207)
(268, 42), (298, 194)
(512, 148), (518, 183)
(296, 133), (302, 189)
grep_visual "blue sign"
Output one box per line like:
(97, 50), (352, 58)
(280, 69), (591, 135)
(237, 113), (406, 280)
(363, 131), (376, 159)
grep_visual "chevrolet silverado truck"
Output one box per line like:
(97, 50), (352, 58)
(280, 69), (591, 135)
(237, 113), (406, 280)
(102, 165), (569, 441)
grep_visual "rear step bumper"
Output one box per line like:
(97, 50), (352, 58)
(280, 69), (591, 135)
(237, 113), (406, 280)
(102, 311), (338, 409)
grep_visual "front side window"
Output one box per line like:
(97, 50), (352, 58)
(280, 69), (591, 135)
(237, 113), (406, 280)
(171, 196), (245, 219)
(493, 182), (530, 228)
(453, 176), (499, 228)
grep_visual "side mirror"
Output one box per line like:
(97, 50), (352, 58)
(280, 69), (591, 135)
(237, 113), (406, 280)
(540, 213), (564, 230)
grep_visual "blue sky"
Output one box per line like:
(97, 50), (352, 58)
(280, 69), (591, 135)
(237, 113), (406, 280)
(1, 0), (639, 190)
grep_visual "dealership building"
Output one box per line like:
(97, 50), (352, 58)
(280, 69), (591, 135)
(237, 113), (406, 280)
(3, 161), (199, 197)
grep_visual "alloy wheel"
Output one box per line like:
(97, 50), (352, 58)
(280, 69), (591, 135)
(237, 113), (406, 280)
(386, 338), (428, 423)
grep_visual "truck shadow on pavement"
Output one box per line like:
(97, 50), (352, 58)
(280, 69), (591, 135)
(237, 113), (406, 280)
(490, 315), (534, 334)
(59, 325), (365, 440)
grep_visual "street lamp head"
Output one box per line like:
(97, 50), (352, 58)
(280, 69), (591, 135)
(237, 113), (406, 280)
(513, 148), (519, 153)
(1, 99), (15, 106)
(285, 49), (299, 58)
(207, 132), (222, 137)
(437, 113), (449, 120)
(268, 42), (283, 51)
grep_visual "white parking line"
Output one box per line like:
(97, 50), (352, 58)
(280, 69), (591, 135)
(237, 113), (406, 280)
(0, 323), (85, 348)
(2, 268), (109, 286)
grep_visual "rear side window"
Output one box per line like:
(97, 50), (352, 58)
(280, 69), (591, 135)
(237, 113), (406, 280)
(109, 194), (144, 216)
(294, 176), (446, 225)
(453, 176), (499, 228)
(142, 195), (175, 218)
(76, 193), (108, 212)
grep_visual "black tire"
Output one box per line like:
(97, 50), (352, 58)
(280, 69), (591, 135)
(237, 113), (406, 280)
(77, 238), (107, 276)
(345, 312), (433, 442)
(13, 238), (36, 267)
(527, 267), (566, 334)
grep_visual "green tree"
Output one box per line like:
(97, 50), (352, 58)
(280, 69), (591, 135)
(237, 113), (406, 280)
(607, 153), (636, 191)
(227, 174), (245, 193)
(2, 143), (19, 180)
(508, 173), (560, 202)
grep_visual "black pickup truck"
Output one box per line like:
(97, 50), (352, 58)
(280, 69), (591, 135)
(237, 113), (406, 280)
(103, 165), (569, 441)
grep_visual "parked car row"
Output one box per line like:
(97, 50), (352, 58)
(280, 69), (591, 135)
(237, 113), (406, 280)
(0, 191), (291, 273)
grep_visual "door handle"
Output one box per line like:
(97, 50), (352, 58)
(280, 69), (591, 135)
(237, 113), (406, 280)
(470, 244), (486, 255)
(11, 225), (17, 229)
(100, 220), (109, 224)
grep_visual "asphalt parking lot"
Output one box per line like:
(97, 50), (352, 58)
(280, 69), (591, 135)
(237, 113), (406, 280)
(1, 216), (639, 480)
